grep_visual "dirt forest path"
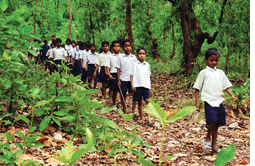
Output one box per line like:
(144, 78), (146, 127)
(84, 72), (250, 166)
(0, 72), (250, 166)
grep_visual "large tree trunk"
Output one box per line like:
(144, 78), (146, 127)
(125, 0), (134, 54)
(147, 1), (161, 62)
(170, 0), (227, 75)
(170, 23), (175, 59)
(33, 0), (38, 35)
(68, 0), (72, 40)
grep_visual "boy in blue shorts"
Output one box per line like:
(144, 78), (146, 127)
(115, 39), (137, 114)
(130, 48), (151, 123)
(105, 40), (121, 110)
(85, 43), (98, 89)
(93, 41), (112, 99)
(193, 48), (237, 153)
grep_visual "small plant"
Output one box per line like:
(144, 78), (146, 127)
(214, 144), (235, 166)
(53, 128), (94, 166)
(140, 98), (196, 166)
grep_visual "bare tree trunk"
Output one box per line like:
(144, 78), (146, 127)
(147, 1), (161, 62)
(170, 24), (175, 59)
(68, 0), (72, 40)
(125, 0), (134, 54)
(33, 0), (38, 36)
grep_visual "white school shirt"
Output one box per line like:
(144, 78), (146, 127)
(65, 44), (72, 56)
(86, 52), (99, 65)
(75, 50), (82, 60)
(46, 47), (52, 57)
(70, 47), (77, 59)
(130, 61), (151, 89)
(115, 53), (137, 81)
(104, 53), (119, 73)
(49, 47), (67, 60)
(80, 50), (89, 69)
(193, 66), (232, 107)
(95, 52), (112, 67)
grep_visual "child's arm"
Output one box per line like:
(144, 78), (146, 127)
(81, 59), (84, 68)
(195, 89), (200, 110)
(117, 68), (121, 87)
(130, 75), (135, 92)
(93, 65), (99, 78)
(225, 88), (238, 103)
(86, 62), (88, 71)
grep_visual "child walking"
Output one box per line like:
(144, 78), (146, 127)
(115, 39), (137, 114)
(93, 41), (112, 99)
(85, 43), (98, 89)
(105, 40), (121, 110)
(193, 48), (237, 153)
(130, 48), (151, 123)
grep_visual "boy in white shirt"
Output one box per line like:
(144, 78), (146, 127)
(193, 48), (237, 153)
(130, 48), (151, 123)
(93, 41), (112, 99)
(105, 40), (121, 109)
(115, 39), (137, 114)
(85, 43), (98, 89)
(49, 38), (68, 72)
(80, 42), (91, 83)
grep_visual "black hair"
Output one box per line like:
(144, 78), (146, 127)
(110, 44), (113, 50)
(99, 47), (104, 53)
(61, 44), (65, 47)
(52, 40), (56, 45)
(50, 43), (54, 47)
(90, 43), (95, 48)
(78, 41), (82, 45)
(205, 48), (220, 59)
(111, 40), (121, 47)
(56, 38), (62, 43)
(84, 42), (90, 46)
(66, 38), (71, 44)
(52, 35), (55, 37)
(121, 39), (131, 48)
(71, 40), (76, 45)
(101, 41), (109, 47)
(43, 40), (47, 44)
(79, 42), (85, 49)
(136, 47), (146, 54)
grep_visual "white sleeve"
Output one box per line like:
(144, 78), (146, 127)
(148, 64), (151, 75)
(130, 63), (134, 76)
(63, 49), (67, 57)
(222, 71), (232, 90)
(95, 54), (101, 66)
(104, 56), (111, 67)
(115, 56), (121, 69)
(193, 71), (205, 91)
(49, 49), (54, 59)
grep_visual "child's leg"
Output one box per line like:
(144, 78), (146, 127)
(102, 83), (107, 99)
(212, 125), (219, 152)
(88, 77), (92, 88)
(205, 122), (217, 142)
(120, 94), (127, 113)
(132, 101), (137, 114)
(93, 77), (98, 89)
(145, 98), (150, 121)
(112, 91), (116, 105)
(138, 101), (143, 120)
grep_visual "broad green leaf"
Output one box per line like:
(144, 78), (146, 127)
(14, 115), (30, 126)
(28, 49), (37, 56)
(131, 137), (143, 146)
(215, 144), (235, 166)
(167, 106), (196, 123)
(5, 80), (11, 89)
(69, 128), (94, 165)
(118, 109), (125, 118)
(28, 126), (37, 133)
(100, 105), (115, 114)
(52, 116), (62, 127)
(0, 155), (9, 162)
(163, 155), (174, 162)
(81, 89), (100, 95)
(39, 116), (51, 131)
(98, 117), (120, 129)
(16, 130), (25, 139)
(0, 0), (9, 11)
(78, 101), (104, 109)
(138, 155), (155, 166)
(5, 131), (14, 142)
(34, 100), (49, 107)
(125, 113), (133, 121)
(53, 141), (75, 164)
(115, 148), (128, 154)
(33, 142), (44, 148)
(31, 86), (40, 97)
(22, 26), (32, 34)
(55, 96), (74, 103)
(6, 20), (21, 26)
(54, 110), (66, 116)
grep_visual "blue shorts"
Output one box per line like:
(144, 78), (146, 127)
(117, 81), (132, 95)
(204, 102), (226, 126)
(73, 60), (82, 76)
(133, 87), (150, 102)
(87, 64), (97, 78)
(82, 68), (87, 78)
(98, 67), (107, 83)
(108, 73), (118, 92)
(53, 60), (62, 71)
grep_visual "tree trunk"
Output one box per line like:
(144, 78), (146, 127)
(125, 0), (134, 54)
(147, 1), (161, 62)
(225, 38), (232, 73)
(33, 0), (38, 35)
(68, 0), (72, 40)
(170, 23), (175, 59)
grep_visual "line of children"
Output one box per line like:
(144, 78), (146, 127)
(85, 43), (98, 89)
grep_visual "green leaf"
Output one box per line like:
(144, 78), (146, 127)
(163, 155), (174, 162)
(0, 0), (9, 11)
(125, 113), (133, 121)
(100, 105), (115, 114)
(215, 144), (235, 166)
(14, 115), (30, 126)
(98, 117), (120, 129)
(34, 100), (49, 107)
(5, 80), (11, 89)
(28, 49), (37, 56)
(22, 26), (32, 34)
(81, 89), (99, 95)
(138, 155), (155, 166)
(33, 142), (44, 148)
(114, 154), (120, 166)
(0, 155), (9, 162)
(167, 106), (196, 123)
(115, 148), (128, 153)
(78, 101), (104, 109)
(5, 20), (21, 26)
(28, 126), (37, 133)
(118, 110), (125, 118)
(54, 110), (66, 116)
(131, 137), (143, 146)
(14, 143), (23, 149)
(52, 116), (62, 127)
(31, 86), (40, 97)
(54, 141), (75, 165)
(69, 128), (94, 165)
(5, 131), (14, 142)
(55, 96), (74, 103)
(144, 98), (166, 126)
(39, 116), (51, 131)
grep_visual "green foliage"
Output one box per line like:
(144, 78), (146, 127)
(54, 128), (94, 166)
(215, 144), (235, 166)
(16, 130), (44, 150)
